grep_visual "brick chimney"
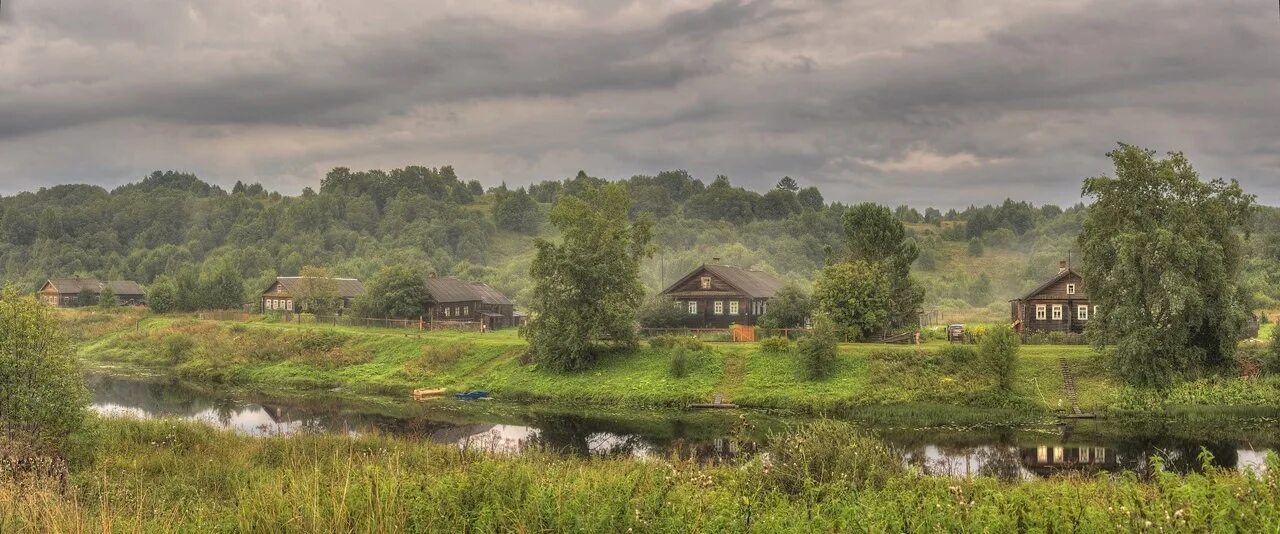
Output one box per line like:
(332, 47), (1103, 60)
(711, 257), (722, 264)
(1059, 260), (1068, 273)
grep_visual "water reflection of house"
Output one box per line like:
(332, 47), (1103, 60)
(1019, 445), (1119, 476)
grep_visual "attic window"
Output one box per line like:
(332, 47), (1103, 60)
(700, 276), (712, 289)
(1066, 284), (1076, 295)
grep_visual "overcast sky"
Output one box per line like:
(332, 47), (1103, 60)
(1, 0), (1277, 208)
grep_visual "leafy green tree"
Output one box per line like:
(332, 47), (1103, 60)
(147, 277), (178, 313)
(75, 288), (95, 307)
(839, 203), (924, 329)
(1079, 144), (1255, 387)
(637, 295), (685, 328)
(0, 285), (89, 454)
(798, 314), (839, 380)
(796, 187), (824, 211)
(759, 189), (800, 220)
(200, 260), (245, 310)
(355, 265), (430, 319)
(97, 286), (117, 308)
(758, 283), (812, 329)
(525, 184), (654, 371)
(968, 272), (992, 306)
(776, 176), (799, 192)
(295, 266), (342, 315)
(813, 260), (891, 340)
(174, 265), (203, 312)
(492, 187), (543, 234)
(979, 325), (1019, 391)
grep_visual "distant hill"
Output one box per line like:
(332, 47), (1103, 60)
(2, 167), (1277, 318)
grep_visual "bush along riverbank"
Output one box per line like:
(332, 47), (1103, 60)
(71, 312), (1280, 414)
(3, 417), (1280, 532)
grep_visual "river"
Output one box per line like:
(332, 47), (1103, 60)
(87, 374), (1278, 481)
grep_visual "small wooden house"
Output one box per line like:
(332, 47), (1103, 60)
(424, 276), (516, 330)
(39, 277), (145, 308)
(261, 276), (366, 313)
(658, 262), (783, 328)
(1010, 261), (1095, 334)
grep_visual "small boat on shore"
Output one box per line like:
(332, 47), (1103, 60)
(454, 390), (490, 401)
(412, 388), (447, 400)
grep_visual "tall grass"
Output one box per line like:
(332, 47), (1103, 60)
(3, 418), (1279, 532)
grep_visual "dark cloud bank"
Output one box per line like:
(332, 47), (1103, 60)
(0, 0), (1277, 207)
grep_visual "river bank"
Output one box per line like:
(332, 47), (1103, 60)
(69, 310), (1280, 414)
(3, 416), (1278, 532)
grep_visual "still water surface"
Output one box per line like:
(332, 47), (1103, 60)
(88, 375), (1278, 480)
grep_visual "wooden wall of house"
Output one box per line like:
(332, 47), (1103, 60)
(670, 297), (763, 328)
(1012, 272), (1093, 334)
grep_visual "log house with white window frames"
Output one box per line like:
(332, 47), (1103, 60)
(658, 261), (783, 328)
(1009, 260), (1096, 334)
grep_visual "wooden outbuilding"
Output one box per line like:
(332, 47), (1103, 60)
(261, 276), (366, 313)
(1010, 260), (1095, 334)
(658, 262), (783, 328)
(424, 275), (516, 330)
(39, 277), (145, 308)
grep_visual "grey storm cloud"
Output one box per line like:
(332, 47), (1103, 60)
(0, 0), (1277, 207)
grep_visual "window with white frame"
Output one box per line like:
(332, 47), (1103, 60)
(688, 301), (698, 314)
(700, 276), (711, 289)
(714, 301), (724, 315)
(1051, 305), (1063, 320)
(1077, 305), (1088, 320)
(1066, 284), (1076, 295)
(1093, 305), (1099, 318)
(286, 300), (293, 311)
(444, 307), (451, 317)
(729, 301), (739, 315)
(462, 306), (469, 316)
(1035, 305), (1046, 320)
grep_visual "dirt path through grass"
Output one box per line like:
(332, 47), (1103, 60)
(715, 350), (747, 402)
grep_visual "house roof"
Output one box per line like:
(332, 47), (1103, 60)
(44, 278), (144, 296)
(1013, 268), (1079, 301)
(270, 277), (366, 298)
(660, 264), (784, 299)
(424, 277), (513, 305)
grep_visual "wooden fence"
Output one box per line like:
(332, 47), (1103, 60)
(200, 311), (484, 332)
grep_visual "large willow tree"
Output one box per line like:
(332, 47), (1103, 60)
(1079, 144), (1255, 387)
(525, 184), (653, 371)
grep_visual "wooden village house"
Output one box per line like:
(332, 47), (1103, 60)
(39, 277), (145, 308)
(424, 275), (516, 330)
(1010, 260), (1095, 334)
(658, 262), (783, 328)
(261, 276), (366, 313)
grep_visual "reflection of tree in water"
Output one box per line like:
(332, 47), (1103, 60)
(527, 415), (598, 456)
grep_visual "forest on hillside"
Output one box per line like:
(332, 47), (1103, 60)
(2, 167), (1278, 318)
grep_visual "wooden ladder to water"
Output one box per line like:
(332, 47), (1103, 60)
(1059, 357), (1082, 415)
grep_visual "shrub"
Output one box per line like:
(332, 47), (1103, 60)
(797, 316), (838, 380)
(0, 286), (89, 456)
(1265, 326), (1280, 374)
(979, 326), (1020, 391)
(759, 336), (792, 354)
(403, 343), (470, 376)
(764, 420), (902, 494)
(648, 335), (706, 352)
(636, 296), (685, 328)
(967, 238), (984, 257)
(297, 331), (348, 353)
(669, 347), (689, 378)
(162, 334), (195, 364)
(937, 344), (977, 367)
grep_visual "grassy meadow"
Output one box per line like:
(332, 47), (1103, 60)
(67, 309), (1280, 414)
(3, 417), (1279, 532)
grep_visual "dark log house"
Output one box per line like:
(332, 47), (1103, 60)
(424, 276), (516, 330)
(659, 262), (783, 328)
(1010, 261), (1095, 334)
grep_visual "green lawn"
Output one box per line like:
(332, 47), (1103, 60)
(72, 313), (1280, 413)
